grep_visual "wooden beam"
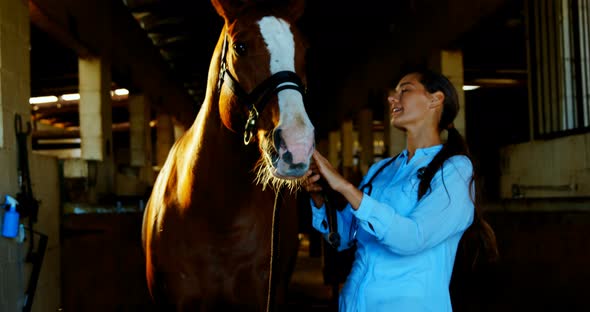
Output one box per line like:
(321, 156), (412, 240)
(29, 0), (94, 58)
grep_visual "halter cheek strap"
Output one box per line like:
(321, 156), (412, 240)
(216, 33), (307, 145)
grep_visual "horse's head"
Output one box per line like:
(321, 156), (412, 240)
(212, 0), (314, 187)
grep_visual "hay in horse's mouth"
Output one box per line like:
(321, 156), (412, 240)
(254, 165), (303, 193)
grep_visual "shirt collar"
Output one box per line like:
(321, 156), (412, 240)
(400, 144), (443, 159)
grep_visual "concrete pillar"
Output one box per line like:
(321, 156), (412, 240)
(341, 121), (354, 168)
(328, 130), (340, 168)
(429, 50), (466, 137)
(0, 1), (30, 310)
(78, 57), (115, 199)
(357, 108), (374, 175)
(156, 112), (174, 168)
(129, 94), (153, 186)
(341, 120), (354, 178)
(0, 1), (30, 151)
(128, 94), (150, 166)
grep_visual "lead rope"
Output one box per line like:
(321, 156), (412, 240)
(266, 187), (282, 312)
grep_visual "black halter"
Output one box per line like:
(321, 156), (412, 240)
(216, 33), (307, 145)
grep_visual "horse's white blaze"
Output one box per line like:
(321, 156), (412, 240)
(258, 17), (295, 73)
(259, 17), (314, 168)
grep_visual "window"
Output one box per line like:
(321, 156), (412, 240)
(528, 0), (590, 138)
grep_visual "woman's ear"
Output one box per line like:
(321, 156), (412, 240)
(429, 91), (445, 109)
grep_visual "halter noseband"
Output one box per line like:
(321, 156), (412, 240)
(216, 33), (307, 145)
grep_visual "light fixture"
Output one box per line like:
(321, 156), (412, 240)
(30, 88), (130, 105)
(114, 88), (129, 96)
(37, 138), (81, 144)
(473, 78), (520, 85)
(463, 85), (480, 91)
(29, 96), (58, 104)
(61, 93), (80, 101)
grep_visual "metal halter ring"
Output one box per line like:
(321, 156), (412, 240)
(243, 106), (259, 145)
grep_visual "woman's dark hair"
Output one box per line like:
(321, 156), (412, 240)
(407, 68), (499, 267)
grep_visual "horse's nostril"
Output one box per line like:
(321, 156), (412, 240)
(282, 151), (293, 165)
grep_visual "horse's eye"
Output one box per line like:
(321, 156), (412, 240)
(233, 42), (247, 56)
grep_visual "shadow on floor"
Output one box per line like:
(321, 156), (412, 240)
(285, 236), (338, 311)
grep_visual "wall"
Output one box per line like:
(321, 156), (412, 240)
(499, 133), (590, 199)
(28, 154), (60, 312)
(0, 1), (61, 311)
(0, 0), (32, 310)
(60, 213), (154, 311)
(451, 210), (590, 311)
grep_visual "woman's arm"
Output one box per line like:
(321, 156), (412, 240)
(310, 201), (356, 251)
(306, 150), (387, 251)
(353, 156), (475, 255)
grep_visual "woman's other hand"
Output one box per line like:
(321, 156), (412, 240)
(302, 160), (325, 208)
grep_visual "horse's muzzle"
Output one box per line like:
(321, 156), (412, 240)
(272, 128), (314, 178)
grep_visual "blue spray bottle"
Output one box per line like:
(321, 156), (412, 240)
(2, 195), (20, 238)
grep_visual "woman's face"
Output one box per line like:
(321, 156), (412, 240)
(387, 73), (436, 131)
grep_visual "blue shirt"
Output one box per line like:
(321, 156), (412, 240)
(311, 145), (474, 312)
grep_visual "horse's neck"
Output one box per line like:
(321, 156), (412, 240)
(168, 27), (274, 222)
(190, 99), (258, 172)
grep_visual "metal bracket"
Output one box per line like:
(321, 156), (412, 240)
(243, 106), (259, 145)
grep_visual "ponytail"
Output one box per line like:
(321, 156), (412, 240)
(417, 126), (499, 268)
(417, 126), (463, 199)
(399, 68), (499, 268)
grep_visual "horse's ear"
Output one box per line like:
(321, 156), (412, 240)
(285, 0), (305, 21)
(211, 0), (246, 22)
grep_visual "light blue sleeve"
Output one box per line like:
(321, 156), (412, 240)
(309, 157), (394, 251)
(352, 155), (475, 255)
(310, 200), (356, 251)
(310, 200), (329, 234)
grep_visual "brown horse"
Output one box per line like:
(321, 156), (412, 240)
(142, 0), (314, 311)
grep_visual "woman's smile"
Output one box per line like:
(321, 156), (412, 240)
(392, 106), (403, 114)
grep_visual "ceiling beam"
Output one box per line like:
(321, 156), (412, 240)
(29, 0), (93, 58)
(30, 0), (197, 127)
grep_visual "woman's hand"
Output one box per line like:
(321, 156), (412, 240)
(302, 161), (325, 208)
(311, 150), (349, 193)
(312, 150), (363, 210)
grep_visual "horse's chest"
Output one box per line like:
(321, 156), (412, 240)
(185, 208), (272, 261)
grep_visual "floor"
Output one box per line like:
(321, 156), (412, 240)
(58, 211), (590, 311)
(285, 234), (339, 312)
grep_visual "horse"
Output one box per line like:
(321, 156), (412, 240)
(141, 0), (314, 310)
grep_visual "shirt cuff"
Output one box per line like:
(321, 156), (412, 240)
(310, 199), (329, 233)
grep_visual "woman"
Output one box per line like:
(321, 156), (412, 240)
(303, 68), (498, 311)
